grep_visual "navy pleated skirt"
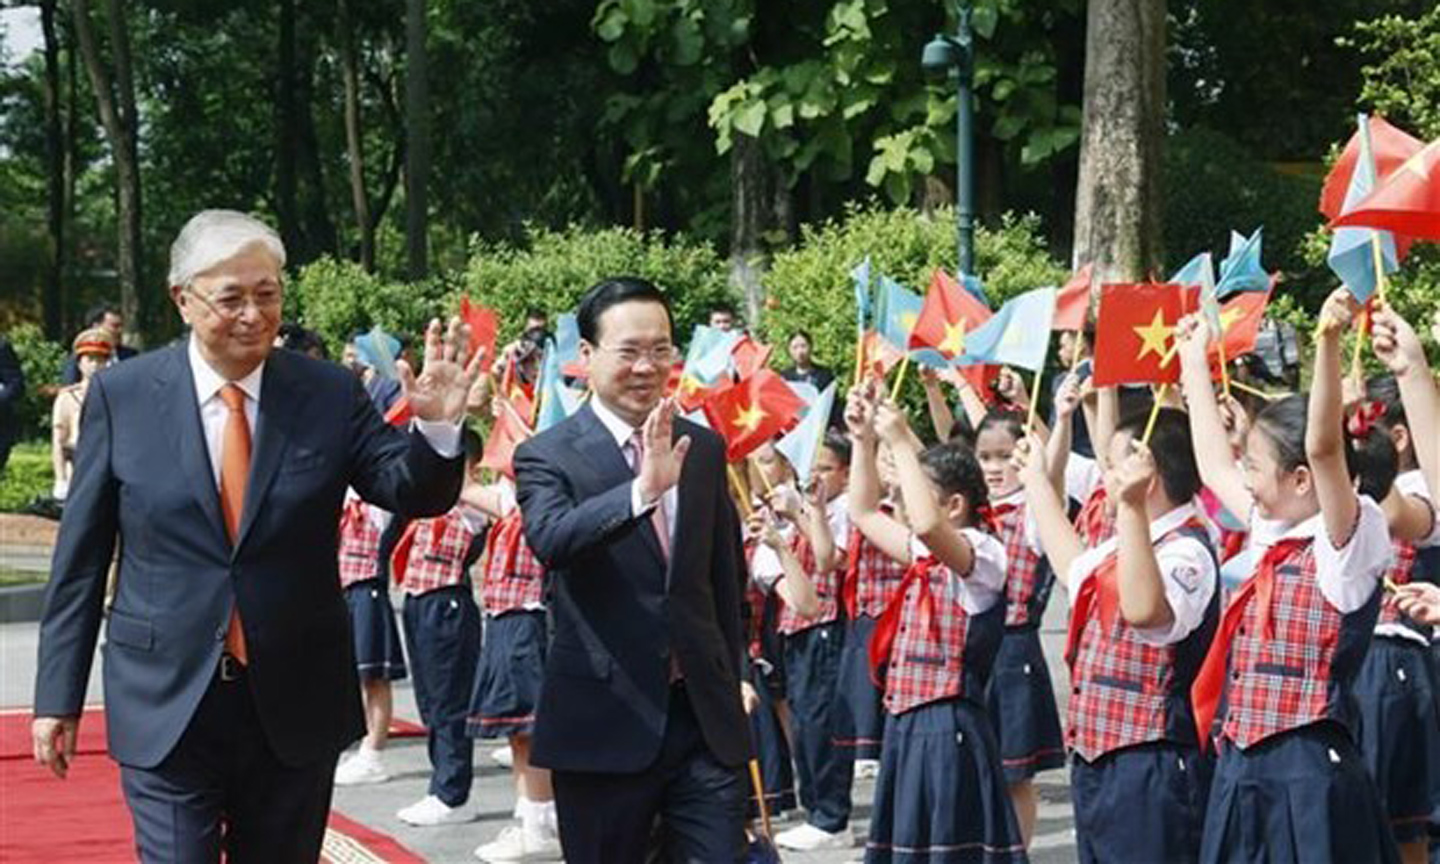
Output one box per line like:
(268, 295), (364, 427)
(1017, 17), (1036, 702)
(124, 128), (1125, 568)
(834, 614), (886, 760)
(1071, 741), (1211, 864)
(1199, 722), (1400, 864)
(466, 609), (546, 739)
(866, 698), (1028, 863)
(344, 578), (407, 681)
(1354, 634), (1440, 844)
(985, 628), (1065, 783)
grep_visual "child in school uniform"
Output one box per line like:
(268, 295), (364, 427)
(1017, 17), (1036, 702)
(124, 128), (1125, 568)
(466, 479), (562, 862)
(393, 429), (489, 827)
(333, 492), (410, 785)
(1178, 291), (1400, 863)
(1020, 405), (1220, 862)
(847, 383), (1026, 864)
(752, 439), (857, 852)
(971, 408), (1066, 847)
(834, 441), (908, 780)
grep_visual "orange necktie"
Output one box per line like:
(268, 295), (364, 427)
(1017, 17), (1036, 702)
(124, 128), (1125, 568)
(218, 384), (250, 664)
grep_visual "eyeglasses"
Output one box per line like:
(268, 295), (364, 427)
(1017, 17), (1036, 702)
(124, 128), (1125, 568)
(593, 343), (679, 368)
(185, 284), (283, 320)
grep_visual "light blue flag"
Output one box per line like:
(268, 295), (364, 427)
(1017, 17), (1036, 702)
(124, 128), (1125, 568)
(553, 313), (580, 366)
(682, 408), (711, 430)
(851, 257), (873, 335)
(876, 276), (923, 350)
(1328, 114), (1400, 303)
(354, 326), (401, 380)
(776, 381), (837, 486)
(535, 342), (583, 432)
(1171, 252), (1223, 335)
(1216, 228), (1268, 297)
(960, 273), (991, 307)
(684, 324), (741, 384)
(1170, 251), (1214, 288)
(956, 287), (1057, 371)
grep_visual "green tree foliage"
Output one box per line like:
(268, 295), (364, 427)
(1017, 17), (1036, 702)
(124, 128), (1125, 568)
(759, 204), (1066, 382)
(285, 258), (453, 355)
(459, 224), (737, 343)
(7, 323), (66, 442)
(1350, 5), (1440, 138)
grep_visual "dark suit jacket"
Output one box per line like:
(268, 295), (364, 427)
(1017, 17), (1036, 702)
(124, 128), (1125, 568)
(0, 338), (23, 458)
(34, 342), (463, 769)
(515, 403), (750, 773)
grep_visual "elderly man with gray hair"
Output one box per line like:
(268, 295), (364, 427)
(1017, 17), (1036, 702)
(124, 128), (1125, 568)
(32, 210), (484, 862)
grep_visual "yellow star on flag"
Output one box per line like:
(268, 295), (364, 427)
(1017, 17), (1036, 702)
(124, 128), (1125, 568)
(1217, 306), (1243, 336)
(938, 318), (968, 356)
(733, 402), (766, 434)
(1133, 309), (1174, 361)
(679, 374), (703, 396)
(899, 312), (918, 332)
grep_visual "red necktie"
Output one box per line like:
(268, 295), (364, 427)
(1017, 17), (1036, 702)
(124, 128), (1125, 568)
(1190, 537), (1306, 751)
(1063, 554), (1120, 668)
(218, 384), (250, 664)
(1077, 488), (1109, 543)
(841, 526), (862, 619)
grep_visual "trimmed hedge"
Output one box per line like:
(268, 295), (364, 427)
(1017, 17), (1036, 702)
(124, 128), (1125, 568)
(0, 442), (52, 514)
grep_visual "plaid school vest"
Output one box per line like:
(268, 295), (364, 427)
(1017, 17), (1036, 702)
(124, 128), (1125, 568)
(1218, 539), (1380, 750)
(778, 533), (842, 635)
(848, 526), (910, 620)
(480, 512), (546, 615)
(397, 511), (477, 596)
(1066, 523), (1219, 762)
(880, 557), (1005, 716)
(338, 500), (382, 588)
(995, 502), (1053, 629)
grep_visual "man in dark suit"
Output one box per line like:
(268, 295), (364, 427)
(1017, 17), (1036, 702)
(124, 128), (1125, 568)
(59, 301), (139, 385)
(31, 210), (481, 863)
(515, 277), (752, 862)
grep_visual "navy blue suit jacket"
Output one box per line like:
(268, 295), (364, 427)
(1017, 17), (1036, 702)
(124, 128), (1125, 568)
(515, 402), (750, 773)
(34, 342), (464, 768)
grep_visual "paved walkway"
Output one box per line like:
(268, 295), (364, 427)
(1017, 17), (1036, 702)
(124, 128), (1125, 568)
(0, 605), (1080, 863)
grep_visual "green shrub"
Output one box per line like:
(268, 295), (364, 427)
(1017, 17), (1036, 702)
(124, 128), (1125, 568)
(758, 203), (1068, 383)
(457, 224), (737, 345)
(8, 323), (65, 443)
(0, 441), (53, 513)
(285, 258), (455, 356)
(1164, 127), (1325, 306)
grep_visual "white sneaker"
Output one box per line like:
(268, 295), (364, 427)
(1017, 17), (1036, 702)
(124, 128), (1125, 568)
(774, 822), (853, 850)
(334, 749), (389, 786)
(853, 758), (880, 780)
(491, 745), (514, 768)
(397, 794), (476, 826)
(474, 825), (563, 862)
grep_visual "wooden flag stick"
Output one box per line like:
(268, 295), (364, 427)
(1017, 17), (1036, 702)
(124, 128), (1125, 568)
(1352, 304), (1370, 375)
(890, 354), (912, 403)
(1370, 232), (1388, 303)
(1228, 379), (1280, 402)
(1141, 383), (1169, 446)
(1216, 336), (1231, 399)
(854, 333), (867, 388)
(727, 463), (753, 518)
(749, 758), (773, 842)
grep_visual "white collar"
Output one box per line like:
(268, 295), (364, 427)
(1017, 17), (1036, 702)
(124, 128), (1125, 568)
(826, 491), (849, 520)
(188, 334), (265, 405)
(993, 488), (1025, 508)
(1091, 500), (1202, 560)
(589, 395), (640, 449)
(1276, 510), (1325, 542)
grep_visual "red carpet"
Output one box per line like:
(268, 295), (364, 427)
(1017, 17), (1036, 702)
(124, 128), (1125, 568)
(0, 709), (426, 863)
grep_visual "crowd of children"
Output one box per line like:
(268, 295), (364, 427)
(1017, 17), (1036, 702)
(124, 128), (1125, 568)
(328, 289), (1440, 863)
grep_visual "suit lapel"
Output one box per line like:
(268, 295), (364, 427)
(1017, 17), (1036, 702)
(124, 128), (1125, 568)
(572, 403), (666, 569)
(155, 345), (228, 548)
(234, 350), (301, 553)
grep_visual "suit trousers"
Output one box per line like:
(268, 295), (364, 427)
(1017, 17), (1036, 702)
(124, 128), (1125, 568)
(552, 684), (747, 863)
(402, 584), (481, 806)
(119, 664), (338, 864)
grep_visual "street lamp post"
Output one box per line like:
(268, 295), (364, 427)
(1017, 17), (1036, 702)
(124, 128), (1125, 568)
(922, 1), (975, 279)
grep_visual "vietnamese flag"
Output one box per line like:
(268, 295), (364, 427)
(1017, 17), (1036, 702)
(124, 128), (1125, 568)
(1320, 116), (1424, 222)
(863, 331), (905, 380)
(1092, 283), (1188, 387)
(458, 296), (499, 366)
(702, 369), (807, 463)
(1210, 287), (1271, 365)
(480, 401), (533, 479)
(731, 335), (773, 379)
(1054, 263), (1093, 332)
(909, 269), (993, 360)
(1332, 138), (1440, 240)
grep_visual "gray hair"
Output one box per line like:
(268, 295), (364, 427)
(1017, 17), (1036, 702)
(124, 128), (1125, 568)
(167, 210), (286, 288)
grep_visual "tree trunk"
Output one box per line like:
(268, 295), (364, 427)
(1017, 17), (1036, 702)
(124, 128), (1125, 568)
(72, 0), (142, 341)
(274, 0), (301, 259)
(294, 11), (335, 263)
(729, 133), (767, 327)
(1071, 0), (1166, 280)
(404, 0), (430, 280)
(364, 65), (405, 236)
(63, 16), (80, 336)
(40, 0), (65, 341)
(338, 0), (373, 271)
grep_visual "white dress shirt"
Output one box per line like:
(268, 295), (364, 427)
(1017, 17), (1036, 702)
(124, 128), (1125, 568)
(1240, 494), (1393, 615)
(1065, 501), (1219, 647)
(907, 528), (1007, 616)
(588, 396), (678, 544)
(187, 336), (461, 489)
